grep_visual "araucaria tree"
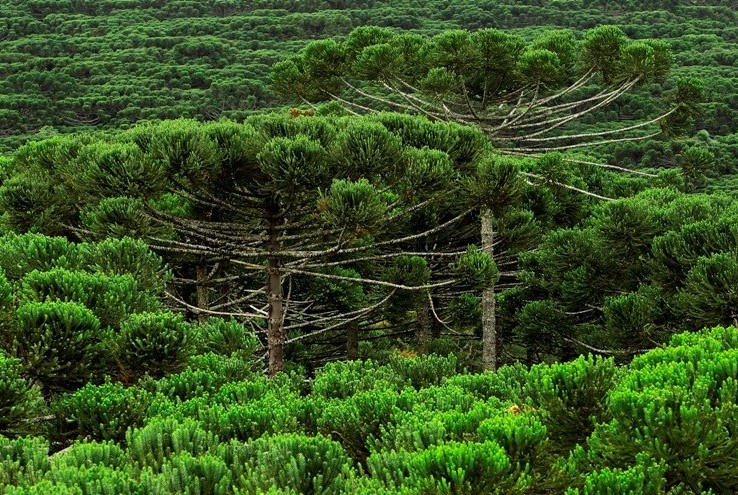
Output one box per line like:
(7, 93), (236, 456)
(272, 25), (701, 158)
(271, 25), (703, 366)
(2, 115), (495, 374)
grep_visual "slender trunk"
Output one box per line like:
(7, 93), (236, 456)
(431, 298), (443, 339)
(416, 297), (431, 354)
(346, 322), (359, 360)
(195, 263), (209, 324)
(266, 209), (284, 377)
(481, 208), (497, 372)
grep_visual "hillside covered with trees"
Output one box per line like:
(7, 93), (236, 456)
(2, 0), (738, 177)
(2, 0), (738, 493)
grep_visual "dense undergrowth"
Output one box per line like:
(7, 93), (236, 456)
(3, 321), (737, 494)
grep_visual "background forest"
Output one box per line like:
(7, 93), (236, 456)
(1, 0), (738, 494)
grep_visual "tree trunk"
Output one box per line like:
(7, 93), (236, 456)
(266, 211), (284, 377)
(195, 263), (210, 324)
(431, 298), (443, 339)
(416, 297), (431, 354)
(481, 208), (497, 372)
(347, 322), (359, 360)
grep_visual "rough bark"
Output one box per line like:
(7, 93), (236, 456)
(195, 263), (210, 324)
(346, 322), (359, 360)
(416, 297), (431, 354)
(266, 207), (284, 377)
(481, 208), (497, 372)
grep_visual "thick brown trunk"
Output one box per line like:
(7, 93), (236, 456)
(416, 297), (431, 354)
(266, 211), (284, 377)
(195, 263), (209, 324)
(347, 322), (359, 360)
(481, 208), (497, 372)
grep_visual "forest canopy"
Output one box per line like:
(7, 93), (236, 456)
(2, 0), (738, 494)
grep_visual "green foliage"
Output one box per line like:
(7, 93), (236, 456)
(0, 436), (50, 488)
(587, 326), (738, 492)
(319, 178), (391, 233)
(564, 457), (667, 495)
(54, 382), (152, 443)
(523, 356), (620, 456)
(193, 318), (260, 359)
(50, 442), (127, 470)
(367, 440), (518, 494)
(0, 351), (45, 437)
(114, 312), (193, 381)
(387, 354), (458, 390)
(453, 245), (499, 291)
(145, 452), (231, 495)
(235, 433), (353, 495)
(19, 269), (159, 328)
(8, 301), (104, 392)
(319, 388), (407, 461)
(126, 418), (219, 470)
(46, 464), (141, 495)
(0, 234), (80, 281)
(311, 360), (406, 400)
(81, 237), (169, 293)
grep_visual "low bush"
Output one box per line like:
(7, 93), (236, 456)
(233, 433), (354, 495)
(8, 301), (106, 392)
(54, 382), (152, 443)
(114, 312), (193, 381)
(0, 351), (46, 437)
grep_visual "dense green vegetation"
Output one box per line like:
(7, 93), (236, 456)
(3, 324), (738, 493)
(2, 0), (738, 180)
(3, 0), (738, 493)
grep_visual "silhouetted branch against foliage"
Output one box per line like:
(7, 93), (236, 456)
(272, 26), (702, 154)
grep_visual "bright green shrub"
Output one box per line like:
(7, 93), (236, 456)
(194, 394), (301, 442)
(81, 237), (169, 293)
(523, 355), (620, 455)
(149, 351), (261, 402)
(442, 364), (529, 401)
(153, 369), (226, 401)
(373, 398), (505, 453)
(212, 373), (302, 405)
(9, 301), (106, 391)
(143, 452), (231, 495)
(367, 440), (521, 494)
(319, 388), (412, 461)
(477, 413), (547, 470)
(147, 354), (260, 401)
(210, 378), (273, 404)
(311, 360), (407, 400)
(194, 318), (260, 358)
(588, 327), (738, 492)
(387, 354), (458, 389)
(0, 270), (13, 309)
(4, 482), (83, 495)
(126, 418), (219, 470)
(54, 383), (152, 443)
(0, 234), (80, 281)
(19, 268), (159, 327)
(0, 436), (50, 488)
(50, 441), (126, 470)
(46, 464), (142, 495)
(408, 384), (478, 413)
(0, 352), (45, 437)
(115, 312), (193, 381)
(187, 353), (256, 380)
(233, 433), (354, 495)
(564, 456), (667, 495)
